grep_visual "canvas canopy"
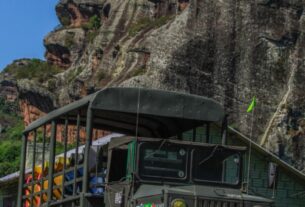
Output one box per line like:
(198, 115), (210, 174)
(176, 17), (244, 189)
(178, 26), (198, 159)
(24, 88), (225, 138)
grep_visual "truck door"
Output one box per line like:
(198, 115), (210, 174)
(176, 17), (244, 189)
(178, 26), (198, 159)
(105, 141), (136, 207)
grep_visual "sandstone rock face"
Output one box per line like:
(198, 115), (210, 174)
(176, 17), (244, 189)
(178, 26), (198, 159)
(56, 0), (104, 27)
(2, 0), (305, 171)
(0, 74), (107, 143)
(44, 28), (86, 68)
(0, 78), (55, 128)
(0, 79), (18, 103)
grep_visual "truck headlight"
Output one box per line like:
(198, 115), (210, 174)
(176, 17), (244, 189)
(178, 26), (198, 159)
(171, 199), (187, 207)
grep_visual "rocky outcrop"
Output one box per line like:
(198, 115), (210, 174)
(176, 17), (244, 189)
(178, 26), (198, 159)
(2, 0), (305, 171)
(4, 83), (53, 128)
(56, 0), (104, 27)
(44, 28), (86, 68)
(0, 80), (18, 103)
(0, 60), (56, 128)
(45, 0), (105, 68)
(47, 0), (305, 171)
(17, 79), (55, 126)
(0, 74), (107, 143)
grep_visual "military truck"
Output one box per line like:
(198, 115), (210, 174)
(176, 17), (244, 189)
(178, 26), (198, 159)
(17, 88), (274, 207)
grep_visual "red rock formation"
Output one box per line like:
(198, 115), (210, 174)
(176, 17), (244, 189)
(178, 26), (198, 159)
(20, 99), (108, 143)
(45, 51), (71, 69)
(67, 3), (89, 27)
(55, 124), (108, 144)
(19, 99), (46, 127)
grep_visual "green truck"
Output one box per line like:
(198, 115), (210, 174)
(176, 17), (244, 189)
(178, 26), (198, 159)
(17, 88), (274, 207)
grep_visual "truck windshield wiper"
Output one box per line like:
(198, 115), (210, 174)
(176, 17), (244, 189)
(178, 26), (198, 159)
(198, 145), (219, 165)
(144, 139), (167, 159)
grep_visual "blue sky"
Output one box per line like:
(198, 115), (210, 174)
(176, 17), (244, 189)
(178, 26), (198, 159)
(0, 0), (59, 70)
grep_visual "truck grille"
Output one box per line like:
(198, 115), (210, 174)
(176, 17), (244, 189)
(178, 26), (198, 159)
(198, 198), (242, 207)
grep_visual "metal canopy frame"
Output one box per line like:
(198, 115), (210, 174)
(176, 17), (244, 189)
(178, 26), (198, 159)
(18, 87), (225, 207)
(24, 87), (225, 137)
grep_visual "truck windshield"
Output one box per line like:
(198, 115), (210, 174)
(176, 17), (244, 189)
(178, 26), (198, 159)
(138, 141), (242, 185)
(192, 146), (241, 185)
(138, 142), (188, 180)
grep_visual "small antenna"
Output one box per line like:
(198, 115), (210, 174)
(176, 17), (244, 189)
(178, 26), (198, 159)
(246, 108), (254, 194)
(135, 88), (141, 138)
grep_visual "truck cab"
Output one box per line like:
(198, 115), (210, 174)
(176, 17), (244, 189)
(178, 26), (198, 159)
(17, 87), (274, 207)
(104, 137), (273, 207)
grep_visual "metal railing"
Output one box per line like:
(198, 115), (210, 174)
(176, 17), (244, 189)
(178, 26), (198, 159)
(18, 107), (91, 207)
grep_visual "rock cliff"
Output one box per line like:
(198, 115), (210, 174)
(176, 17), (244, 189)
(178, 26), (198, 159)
(1, 0), (305, 171)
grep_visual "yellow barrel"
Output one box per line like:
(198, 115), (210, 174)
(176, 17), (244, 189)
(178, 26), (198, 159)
(26, 157), (71, 204)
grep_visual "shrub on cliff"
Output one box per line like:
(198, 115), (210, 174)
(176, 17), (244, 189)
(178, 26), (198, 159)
(0, 98), (24, 177)
(64, 32), (75, 48)
(0, 121), (23, 177)
(82, 15), (101, 31)
(82, 15), (101, 43)
(128, 16), (174, 37)
(3, 59), (62, 83)
(0, 97), (18, 115)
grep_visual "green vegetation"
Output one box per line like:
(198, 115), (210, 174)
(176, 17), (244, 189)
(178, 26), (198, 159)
(82, 15), (101, 43)
(97, 70), (107, 81)
(0, 140), (22, 176)
(128, 16), (173, 37)
(132, 67), (146, 77)
(82, 15), (101, 31)
(65, 32), (75, 48)
(0, 97), (18, 116)
(0, 97), (20, 128)
(0, 96), (24, 177)
(47, 78), (57, 92)
(87, 30), (99, 43)
(60, 16), (71, 26)
(55, 141), (77, 155)
(4, 120), (24, 141)
(129, 17), (151, 37)
(4, 59), (62, 83)
(0, 103), (76, 177)
(0, 122), (22, 176)
(67, 67), (83, 83)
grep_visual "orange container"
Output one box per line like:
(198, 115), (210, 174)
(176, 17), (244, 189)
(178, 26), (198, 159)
(25, 158), (70, 204)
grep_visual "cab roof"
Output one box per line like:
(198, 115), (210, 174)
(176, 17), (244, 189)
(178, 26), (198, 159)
(24, 87), (225, 137)
(108, 136), (247, 152)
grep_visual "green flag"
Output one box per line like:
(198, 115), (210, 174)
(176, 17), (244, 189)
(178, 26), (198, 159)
(247, 96), (256, 113)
